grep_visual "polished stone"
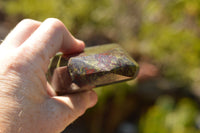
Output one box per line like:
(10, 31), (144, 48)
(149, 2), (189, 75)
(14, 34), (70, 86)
(50, 44), (139, 94)
(68, 44), (139, 87)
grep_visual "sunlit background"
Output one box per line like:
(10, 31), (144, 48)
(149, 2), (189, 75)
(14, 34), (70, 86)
(1, 0), (200, 133)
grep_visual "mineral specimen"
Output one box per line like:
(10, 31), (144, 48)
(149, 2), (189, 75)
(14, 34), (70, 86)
(51, 44), (139, 94)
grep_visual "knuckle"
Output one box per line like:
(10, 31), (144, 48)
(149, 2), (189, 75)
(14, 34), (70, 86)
(44, 18), (64, 30)
(7, 52), (26, 70)
(18, 19), (41, 29)
(19, 18), (35, 25)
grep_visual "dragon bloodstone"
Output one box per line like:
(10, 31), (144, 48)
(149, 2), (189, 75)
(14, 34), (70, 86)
(50, 44), (139, 94)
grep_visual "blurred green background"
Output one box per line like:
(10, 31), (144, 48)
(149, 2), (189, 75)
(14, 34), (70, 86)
(1, 0), (200, 133)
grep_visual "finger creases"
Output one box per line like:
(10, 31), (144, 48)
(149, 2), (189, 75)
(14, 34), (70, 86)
(19, 18), (85, 66)
(41, 91), (97, 132)
(56, 90), (97, 111)
(50, 90), (97, 121)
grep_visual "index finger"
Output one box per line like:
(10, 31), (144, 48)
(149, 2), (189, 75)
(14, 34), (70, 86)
(19, 18), (85, 66)
(1, 19), (41, 48)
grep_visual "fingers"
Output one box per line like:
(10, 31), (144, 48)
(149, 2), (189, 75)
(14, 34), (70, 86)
(54, 90), (98, 115)
(44, 90), (97, 130)
(51, 66), (72, 95)
(46, 82), (57, 97)
(19, 18), (85, 65)
(1, 19), (41, 48)
(51, 66), (95, 95)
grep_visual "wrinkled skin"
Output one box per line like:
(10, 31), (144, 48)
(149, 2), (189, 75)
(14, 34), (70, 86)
(0, 18), (97, 133)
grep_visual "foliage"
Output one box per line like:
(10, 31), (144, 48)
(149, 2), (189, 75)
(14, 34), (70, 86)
(1, 0), (200, 132)
(140, 96), (200, 133)
(139, 0), (200, 86)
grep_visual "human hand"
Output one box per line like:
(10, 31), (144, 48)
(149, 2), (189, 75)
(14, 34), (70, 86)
(0, 18), (97, 133)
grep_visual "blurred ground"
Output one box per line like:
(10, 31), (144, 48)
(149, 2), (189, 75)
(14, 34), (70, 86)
(1, 0), (200, 133)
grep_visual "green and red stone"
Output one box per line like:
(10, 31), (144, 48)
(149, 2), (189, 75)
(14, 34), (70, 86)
(50, 44), (139, 94)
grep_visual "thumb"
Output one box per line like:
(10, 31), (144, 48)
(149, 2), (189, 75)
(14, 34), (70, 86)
(43, 90), (98, 132)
